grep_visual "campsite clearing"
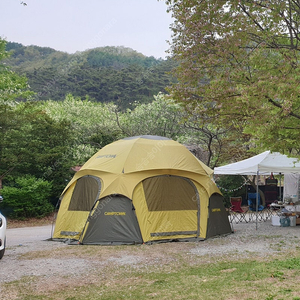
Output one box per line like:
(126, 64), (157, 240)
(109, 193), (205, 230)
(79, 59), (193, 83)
(2, 221), (300, 299)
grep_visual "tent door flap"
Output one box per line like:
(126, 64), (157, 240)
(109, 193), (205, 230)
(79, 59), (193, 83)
(81, 195), (143, 244)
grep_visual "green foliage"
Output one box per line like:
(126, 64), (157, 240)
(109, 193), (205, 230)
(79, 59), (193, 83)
(272, 257), (300, 270)
(215, 175), (246, 208)
(4, 43), (176, 110)
(166, 0), (300, 157)
(0, 100), (74, 198)
(0, 39), (33, 103)
(119, 93), (185, 138)
(0, 175), (53, 219)
(43, 94), (120, 162)
(86, 47), (159, 69)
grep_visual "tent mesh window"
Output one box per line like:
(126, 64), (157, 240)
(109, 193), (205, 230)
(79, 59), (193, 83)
(143, 175), (198, 211)
(68, 176), (101, 211)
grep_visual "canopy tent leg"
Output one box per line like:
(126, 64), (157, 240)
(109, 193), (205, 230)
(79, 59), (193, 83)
(256, 171), (259, 230)
(279, 173), (282, 201)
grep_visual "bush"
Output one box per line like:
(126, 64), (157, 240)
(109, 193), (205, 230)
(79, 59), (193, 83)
(0, 175), (54, 219)
(215, 175), (246, 208)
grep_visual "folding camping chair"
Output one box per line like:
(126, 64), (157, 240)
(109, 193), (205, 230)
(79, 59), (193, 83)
(248, 193), (265, 221)
(229, 197), (248, 223)
(264, 191), (278, 218)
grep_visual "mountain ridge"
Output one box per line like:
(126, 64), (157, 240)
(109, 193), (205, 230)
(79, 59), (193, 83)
(4, 41), (176, 109)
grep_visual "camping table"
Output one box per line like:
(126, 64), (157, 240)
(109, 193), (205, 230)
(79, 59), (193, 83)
(262, 206), (275, 220)
(269, 203), (285, 216)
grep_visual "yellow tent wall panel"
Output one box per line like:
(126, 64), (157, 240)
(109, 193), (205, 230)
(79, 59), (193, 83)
(133, 182), (199, 242)
(131, 182), (148, 241)
(194, 181), (209, 239)
(145, 211), (198, 242)
(53, 183), (90, 239)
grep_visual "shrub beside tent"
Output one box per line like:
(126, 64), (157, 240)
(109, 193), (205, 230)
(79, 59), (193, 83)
(53, 135), (231, 244)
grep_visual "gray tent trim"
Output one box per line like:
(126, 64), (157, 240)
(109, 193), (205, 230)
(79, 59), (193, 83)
(123, 135), (170, 141)
(151, 231), (197, 237)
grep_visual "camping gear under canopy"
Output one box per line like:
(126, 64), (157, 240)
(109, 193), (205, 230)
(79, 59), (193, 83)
(53, 135), (231, 244)
(214, 151), (300, 229)
(283, 174), (300, 202)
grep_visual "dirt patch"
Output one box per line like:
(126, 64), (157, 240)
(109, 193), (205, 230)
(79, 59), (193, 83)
(6, 213), (55, 229)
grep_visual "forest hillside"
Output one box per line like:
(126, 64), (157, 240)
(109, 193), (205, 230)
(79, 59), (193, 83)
(5, 42), (176, 109)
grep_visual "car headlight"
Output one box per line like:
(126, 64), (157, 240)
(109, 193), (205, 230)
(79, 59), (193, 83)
(0, 218), (2, 227)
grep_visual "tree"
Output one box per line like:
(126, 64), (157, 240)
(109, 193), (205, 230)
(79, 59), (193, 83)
(165, 0), (300, 158)
(43, 94), (121, 165)
(0, 39), (32, 103)
(5, 43), (176, 110)
(0, 101), (74, 198)
(118, 93), (185, 139)
(0, 38), (33, 189)
(182, 115), (250, 168)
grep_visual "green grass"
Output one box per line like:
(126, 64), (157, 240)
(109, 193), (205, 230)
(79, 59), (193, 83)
(3, 254), (300, 300)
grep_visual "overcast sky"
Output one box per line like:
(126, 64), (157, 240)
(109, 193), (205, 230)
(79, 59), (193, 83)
(0, 0), (173, 59)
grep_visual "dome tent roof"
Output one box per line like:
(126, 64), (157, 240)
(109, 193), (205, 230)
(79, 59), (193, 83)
(80, 135), (213, 176)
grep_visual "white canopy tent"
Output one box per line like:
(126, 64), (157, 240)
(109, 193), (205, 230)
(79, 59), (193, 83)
(214, 151), (300, 229)
(214, 151), (300, 175)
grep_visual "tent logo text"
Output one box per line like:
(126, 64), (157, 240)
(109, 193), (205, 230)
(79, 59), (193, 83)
(212, 208), (221, 212)
(97, 154), (116, 159)
(104, 212), (126, 216)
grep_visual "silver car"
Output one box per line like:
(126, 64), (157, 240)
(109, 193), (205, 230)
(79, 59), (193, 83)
(0, 197), (6, 259)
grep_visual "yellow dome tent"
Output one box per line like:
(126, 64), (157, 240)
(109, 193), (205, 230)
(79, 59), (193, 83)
(53, 135), (231, 244)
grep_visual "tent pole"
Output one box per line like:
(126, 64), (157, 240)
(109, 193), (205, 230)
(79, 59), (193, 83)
(256, 171), (259, 230)
(279, 172), (282, 201)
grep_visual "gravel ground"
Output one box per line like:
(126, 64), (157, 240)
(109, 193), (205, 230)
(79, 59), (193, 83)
(1, 218), (300, 295)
